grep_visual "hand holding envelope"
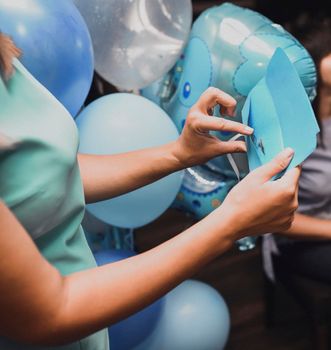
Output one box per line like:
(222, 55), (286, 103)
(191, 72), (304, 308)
(242, 48), (320, 177)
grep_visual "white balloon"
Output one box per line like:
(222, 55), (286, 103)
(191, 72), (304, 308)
(73, 0), (192, 90)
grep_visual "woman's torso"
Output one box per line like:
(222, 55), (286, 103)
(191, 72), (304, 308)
(0, 60), (108, 349)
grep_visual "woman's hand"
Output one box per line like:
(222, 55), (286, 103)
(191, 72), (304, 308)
(171, 87), (253, 168)
(209, 148), (300, 242)
(0, 33), (21, 80)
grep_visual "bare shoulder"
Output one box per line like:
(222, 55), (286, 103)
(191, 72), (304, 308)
(0, 33), (21, 80)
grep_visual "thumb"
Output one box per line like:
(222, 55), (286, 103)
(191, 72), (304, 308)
(252, 148), (294, 183)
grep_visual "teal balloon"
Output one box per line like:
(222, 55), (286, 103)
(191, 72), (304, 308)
(135, 280), (230, 350)
(164, 3), (316, 130)
(76, 93), (183, 229)
(0, 0), (94, 117)
(142, 2), (317, 175)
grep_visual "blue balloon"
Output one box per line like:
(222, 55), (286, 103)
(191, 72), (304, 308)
(76, 93), (183, 229)
(143, 3), (317, 175)
(94, 249), (136, 265)
(135, 280), (230, 350)
(0, 0), (94, 117)
(173, 166), (237, 219)
(94, 249), (164, 350)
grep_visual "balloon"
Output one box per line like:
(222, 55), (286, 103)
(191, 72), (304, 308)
(143, 2), (317, 174)
(135, 280), (230, 350)
(94, 249), (164, 350)
(0, 0), (94, 117)
(76, 93), (183, 229)
(73, 0), (192, 90)
(94, 248), (136, 264)
(173, 166), (237, 219)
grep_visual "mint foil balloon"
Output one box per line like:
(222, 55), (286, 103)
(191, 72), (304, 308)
(142, 3), (317, 175)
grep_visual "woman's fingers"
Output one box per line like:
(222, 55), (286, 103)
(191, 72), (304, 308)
(193, 114), (253, 135)
(277, 165), (301, 189)
(194, 87), (237, 117)
(216, 140), (247, 154)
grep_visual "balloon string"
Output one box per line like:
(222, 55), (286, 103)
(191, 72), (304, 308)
(226, 133), (243, 182)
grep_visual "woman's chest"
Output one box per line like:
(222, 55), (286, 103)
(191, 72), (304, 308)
(0, 61), (85, 239)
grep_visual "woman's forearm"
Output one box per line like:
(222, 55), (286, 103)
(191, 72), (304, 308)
(0, 148), (299, 346)
(78, 142), (182, 203)
(277, 213), (331, 240)
(56, 212), (234, 345)
(0, 200), (234, 346)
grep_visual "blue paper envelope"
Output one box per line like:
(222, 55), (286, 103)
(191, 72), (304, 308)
(242, 48), (319, 175)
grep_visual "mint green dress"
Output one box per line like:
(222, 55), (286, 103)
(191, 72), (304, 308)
(0, 60), (109, 349)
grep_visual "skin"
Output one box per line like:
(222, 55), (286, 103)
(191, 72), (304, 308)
(278, 54), (331, 240)
(0, 33), (21, 80)
(0, 34), (300, 346)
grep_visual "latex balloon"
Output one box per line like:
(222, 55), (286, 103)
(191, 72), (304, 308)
(76, 93), (183, 229)
(73, 0), (192, 90)
(143, 2), (317, 174)
(94, 249), (164, 350)
(0, 0), (94, 117)
(135, 280), (230, 350)
(173, 166), (237, 219)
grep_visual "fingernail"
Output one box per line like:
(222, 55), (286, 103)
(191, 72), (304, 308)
(283, 147), (294, 158)
(244, 125), (254, 133)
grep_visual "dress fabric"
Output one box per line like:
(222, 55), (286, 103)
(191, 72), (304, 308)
(0, 60), (109, 349)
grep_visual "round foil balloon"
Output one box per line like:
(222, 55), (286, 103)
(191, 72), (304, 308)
(76, 93), (183, 229)
(73, 0), (192, 90)
(0, 0), (94, 117)
(143, 3), (317, 175)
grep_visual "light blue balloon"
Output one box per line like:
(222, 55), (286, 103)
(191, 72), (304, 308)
(135, 280), (230, 350)
(76, 93), (183, 229)
(142, 2), (317, 175)
(0, 0), (94, 117)
(165, 3), (316, 130)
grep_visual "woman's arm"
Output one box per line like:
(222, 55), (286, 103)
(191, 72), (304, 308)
(0, 151), (299, 346)
(78, 88), (254, 203)
(276, 212), (331, 240)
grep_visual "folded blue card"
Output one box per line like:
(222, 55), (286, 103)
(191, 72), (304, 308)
(242, 48), (320, 175)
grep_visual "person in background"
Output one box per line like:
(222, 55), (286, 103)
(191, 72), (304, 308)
(0, 33), (299, 349)
(263, 15), (331, 283)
